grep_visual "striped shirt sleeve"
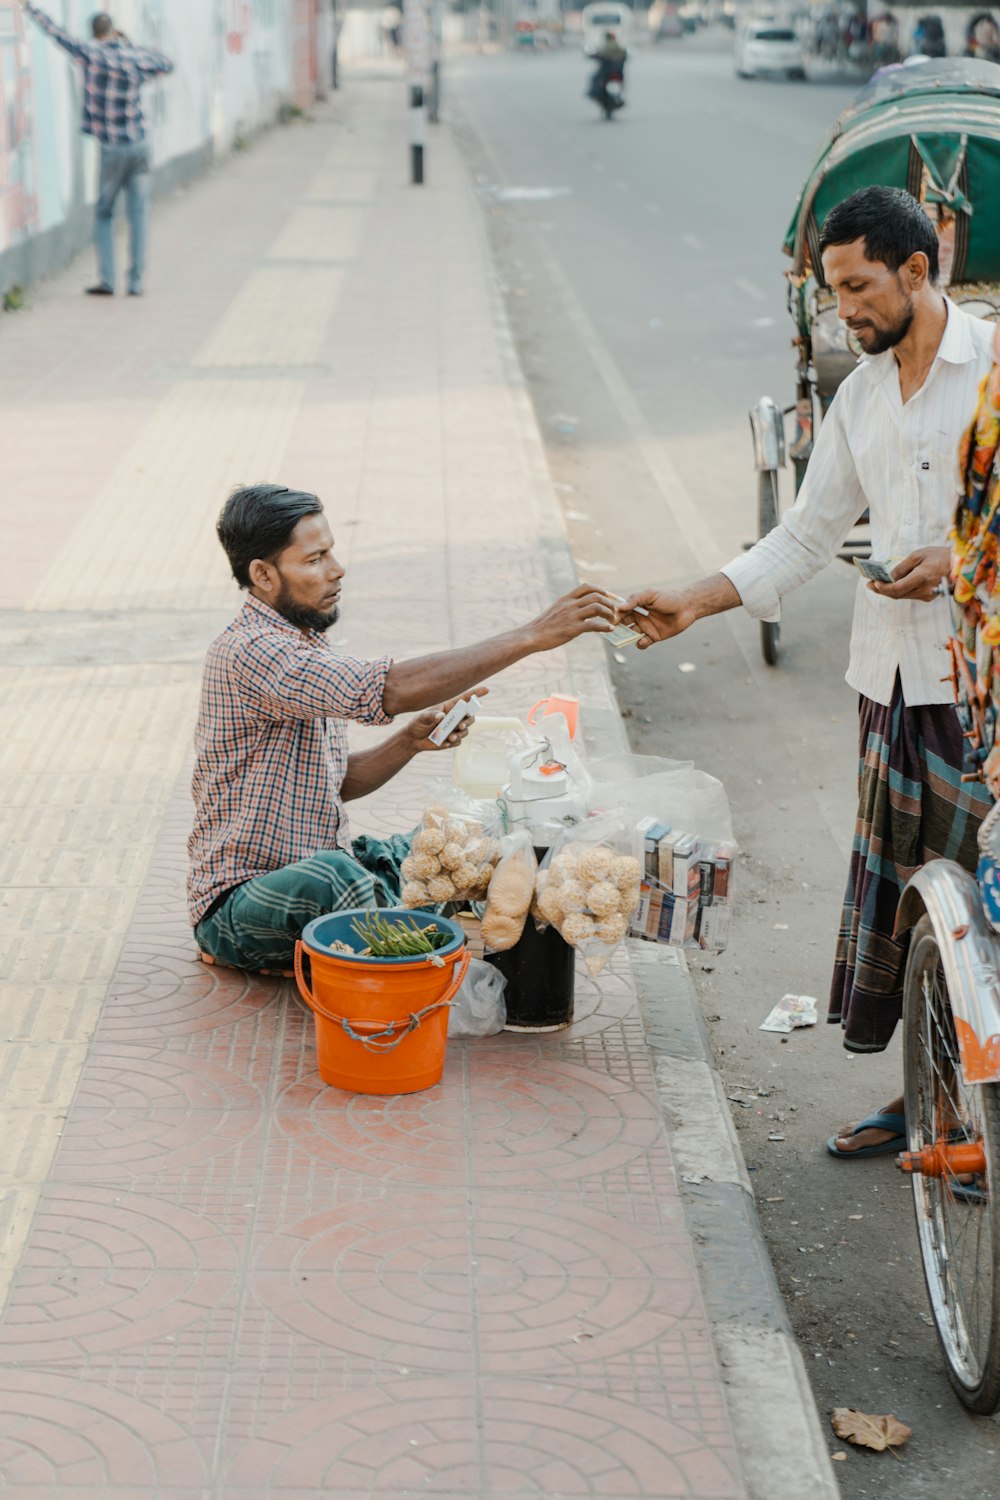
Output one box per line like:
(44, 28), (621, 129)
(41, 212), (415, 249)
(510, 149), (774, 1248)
(231, 636), (394, 726)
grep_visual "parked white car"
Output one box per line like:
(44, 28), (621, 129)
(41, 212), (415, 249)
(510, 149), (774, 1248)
(735, 21), (806, 76)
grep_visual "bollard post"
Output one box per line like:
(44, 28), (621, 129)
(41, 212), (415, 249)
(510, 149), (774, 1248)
(403, 0), (430, 183)
(409, 83), (425, 183)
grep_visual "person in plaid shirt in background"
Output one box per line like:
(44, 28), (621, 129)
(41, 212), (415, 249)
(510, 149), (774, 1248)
(189, 484), (618, 974)
(22, 4), (173, 296)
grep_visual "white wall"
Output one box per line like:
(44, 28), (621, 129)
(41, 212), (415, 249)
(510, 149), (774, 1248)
(0, 0), (324, 283)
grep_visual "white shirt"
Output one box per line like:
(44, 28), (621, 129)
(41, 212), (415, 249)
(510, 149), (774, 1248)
(723, 300), (995, 706)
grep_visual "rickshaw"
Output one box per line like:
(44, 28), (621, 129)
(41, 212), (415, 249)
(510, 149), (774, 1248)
(749, 57), (1000, 666)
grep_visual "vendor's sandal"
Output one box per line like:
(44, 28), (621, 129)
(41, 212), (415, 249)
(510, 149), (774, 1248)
(826, 1109), (907, 1159)
(197, 950), (294, 981)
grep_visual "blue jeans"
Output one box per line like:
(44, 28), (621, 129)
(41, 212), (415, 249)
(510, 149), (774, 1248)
(95, 141), (150, 294)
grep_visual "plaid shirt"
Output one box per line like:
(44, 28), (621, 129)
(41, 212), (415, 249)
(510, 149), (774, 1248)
(187, 595), (393, 925)
(26, 4), (173, 146)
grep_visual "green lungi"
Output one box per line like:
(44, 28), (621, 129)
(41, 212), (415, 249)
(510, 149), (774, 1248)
(194, 833), (413, 971)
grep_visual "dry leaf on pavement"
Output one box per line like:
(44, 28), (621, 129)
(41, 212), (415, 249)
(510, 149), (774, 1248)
(831, 1407), (912, 1452)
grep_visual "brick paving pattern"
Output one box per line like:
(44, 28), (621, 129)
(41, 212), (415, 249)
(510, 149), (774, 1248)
(0, 72), (748, 1498)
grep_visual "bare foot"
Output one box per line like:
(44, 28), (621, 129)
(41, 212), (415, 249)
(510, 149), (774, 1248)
(832, 1094), (905, 1154)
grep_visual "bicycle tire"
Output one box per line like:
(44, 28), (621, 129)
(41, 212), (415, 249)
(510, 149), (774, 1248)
(757, 469), (780, 666)
(903, 915), (1000, 1412)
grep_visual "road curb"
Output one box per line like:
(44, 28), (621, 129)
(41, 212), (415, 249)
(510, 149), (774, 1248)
(458, 113), (840, 1500)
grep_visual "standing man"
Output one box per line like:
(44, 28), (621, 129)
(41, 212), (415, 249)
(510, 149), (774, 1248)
(22, 5), (173, 297)
(626, 186), (995, 1156)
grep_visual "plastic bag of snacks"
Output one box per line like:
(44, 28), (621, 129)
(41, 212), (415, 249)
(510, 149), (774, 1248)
(535, 813), (643, 976)
(400, 785), (501, 908)
(481, 831), (538, 953)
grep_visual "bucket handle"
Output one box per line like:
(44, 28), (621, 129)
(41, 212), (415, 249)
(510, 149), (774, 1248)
(294, 944), (471, 1054)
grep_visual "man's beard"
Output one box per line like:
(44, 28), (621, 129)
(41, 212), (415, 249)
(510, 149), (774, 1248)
(853, 294), (915, 355)
(273, 581), (340, 633)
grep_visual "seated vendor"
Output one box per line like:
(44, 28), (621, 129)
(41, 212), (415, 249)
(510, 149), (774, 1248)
(188, 483), (616, 972)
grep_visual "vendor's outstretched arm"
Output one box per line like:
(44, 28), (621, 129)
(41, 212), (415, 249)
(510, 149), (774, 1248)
(624, 574), (741, 649)
(380, 585), (615, 716)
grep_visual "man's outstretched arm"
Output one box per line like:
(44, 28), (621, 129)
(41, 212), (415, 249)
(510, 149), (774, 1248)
(22, 2), (91, 61)
(624, 575), (742, 648)
(380, 584), (615, 716)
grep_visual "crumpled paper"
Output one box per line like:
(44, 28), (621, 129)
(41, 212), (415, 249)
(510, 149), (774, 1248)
(759, 993), (818, 1033)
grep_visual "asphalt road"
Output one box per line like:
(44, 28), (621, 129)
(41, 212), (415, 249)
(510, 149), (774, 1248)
(451, 32), (1000, 1497)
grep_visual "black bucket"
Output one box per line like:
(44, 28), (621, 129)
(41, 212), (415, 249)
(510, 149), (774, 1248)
(484, 852), (576, 1031)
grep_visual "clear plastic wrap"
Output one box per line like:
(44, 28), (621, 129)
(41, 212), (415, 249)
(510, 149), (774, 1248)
(481, 831), (538, 953)
(536, 812), (643, 976)
(448, 958), (507, 1037)
(400, 783), (502, 908)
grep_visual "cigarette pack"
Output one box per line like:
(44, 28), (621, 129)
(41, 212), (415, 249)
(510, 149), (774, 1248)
(428, 693), (481, 747)
(657, 830), (678, 888)
(671, 834), (700, 898)
(697, 903), (731, 952)
(636, 817), (672, 882)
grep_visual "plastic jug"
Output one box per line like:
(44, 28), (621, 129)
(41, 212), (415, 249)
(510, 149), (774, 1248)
(453, 716), (535, 800)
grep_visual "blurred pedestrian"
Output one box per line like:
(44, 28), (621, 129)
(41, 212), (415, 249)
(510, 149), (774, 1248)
(624, 187), (997, 1156)
(22, 4), (173, 297)
(381, 3), (403, 55)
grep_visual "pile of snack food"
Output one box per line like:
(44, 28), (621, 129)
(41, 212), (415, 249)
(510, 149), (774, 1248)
(400, 805), (500, 908)
(534, 842), (642, 972)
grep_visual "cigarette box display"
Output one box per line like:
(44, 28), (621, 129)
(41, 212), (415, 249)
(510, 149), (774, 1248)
(628, 822), (734, 954)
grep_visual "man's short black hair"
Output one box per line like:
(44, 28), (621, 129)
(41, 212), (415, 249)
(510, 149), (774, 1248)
(217, 483), (324, 589)
(818, 185), (940, 283)
(91, 12), (114, 38)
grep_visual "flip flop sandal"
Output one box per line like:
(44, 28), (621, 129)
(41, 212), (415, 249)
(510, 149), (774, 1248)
(197, 950), (294, 981)
(826, 1110), (907, 1159)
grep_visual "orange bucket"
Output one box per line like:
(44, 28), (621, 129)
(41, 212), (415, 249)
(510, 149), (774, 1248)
(294, 910), (470, 1095)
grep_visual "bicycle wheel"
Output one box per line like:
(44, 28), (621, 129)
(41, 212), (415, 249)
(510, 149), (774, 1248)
(757, 469), (780, 666)
(902, 915), (1000, 1412)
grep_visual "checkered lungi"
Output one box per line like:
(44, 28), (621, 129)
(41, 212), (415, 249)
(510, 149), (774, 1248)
(193, 833), (412, 972)
(828, 676), (992, 1052)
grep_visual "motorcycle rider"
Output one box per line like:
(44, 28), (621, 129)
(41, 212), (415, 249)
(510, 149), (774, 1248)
(588, 30), (627, 114)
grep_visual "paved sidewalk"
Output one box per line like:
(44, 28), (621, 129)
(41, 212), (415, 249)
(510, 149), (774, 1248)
(0, 73), (836, 1498)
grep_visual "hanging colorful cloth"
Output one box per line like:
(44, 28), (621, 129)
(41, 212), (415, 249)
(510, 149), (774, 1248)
(951, 323), (1000, 924)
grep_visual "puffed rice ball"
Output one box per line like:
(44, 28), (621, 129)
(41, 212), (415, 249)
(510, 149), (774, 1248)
(558, 878), (587, 913)
(562, 911), (597, 946)
(608, 855), (642, 891)
(578, 845), (615, 883)
(595, 913), (628, 945)
(535, 868), (550, 894)
(407, 851), (439, 880)
(452, 861), (479, 892)
(427, 874), (457, 901)
(413, 828), (446, 856)
(463, 820), (484, 841)
(425, 804), (450, 827)
(467, 837), (498, 868)
(537, 887), (564, 926)
(439, 841), (466, 871)
(587, 880), (621, 918)
(473, 864), (493, 892)
(401, 854), (417, 880)
(443, 819), (469, 844)
(585, 950), (611, 978)
(402, 880), (430, 907)
(620, 883), (642, 916)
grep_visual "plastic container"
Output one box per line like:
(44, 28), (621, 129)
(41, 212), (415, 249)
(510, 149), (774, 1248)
(453, 716), (536, 800)
(294, 909), (469, 1094)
